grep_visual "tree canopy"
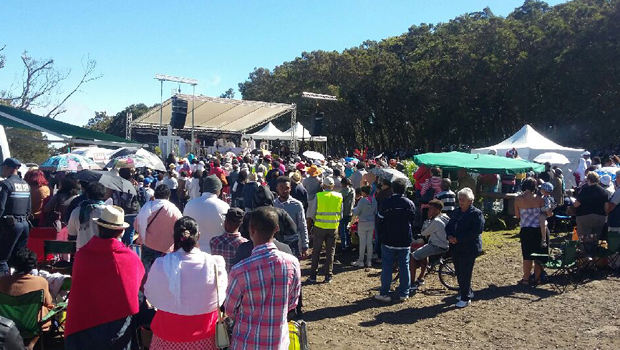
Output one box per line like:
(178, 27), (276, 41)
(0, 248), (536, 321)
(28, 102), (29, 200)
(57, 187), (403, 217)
(238, 0), (620, 154)
(85, 103), (152, 138)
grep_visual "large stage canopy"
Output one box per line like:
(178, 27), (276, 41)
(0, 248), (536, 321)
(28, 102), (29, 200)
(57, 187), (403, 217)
(133, 94), (296, 134)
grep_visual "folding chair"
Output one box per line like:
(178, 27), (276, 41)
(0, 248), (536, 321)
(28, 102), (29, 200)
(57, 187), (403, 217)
(595, 231), (620, 273)
(42, 240), (76, 273)
(0, 290), (67, 350)
(532, 240), (579, 293)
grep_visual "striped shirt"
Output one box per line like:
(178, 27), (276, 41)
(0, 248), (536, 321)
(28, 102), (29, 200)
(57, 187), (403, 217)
(436, 190), (456, 213)
(224, 243), (301, 350)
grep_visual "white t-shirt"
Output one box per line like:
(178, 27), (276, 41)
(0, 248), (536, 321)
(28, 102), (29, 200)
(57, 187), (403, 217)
(183, 193), (230, 253)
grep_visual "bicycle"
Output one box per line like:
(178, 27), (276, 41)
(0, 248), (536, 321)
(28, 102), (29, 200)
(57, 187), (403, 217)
(391, 251), (459, 291)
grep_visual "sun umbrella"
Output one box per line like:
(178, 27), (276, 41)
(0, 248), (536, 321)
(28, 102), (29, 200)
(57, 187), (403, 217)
(105, 155), (154, 171)
(40, 154), (101, 172)
(533, 152), (570, 165)
(595, 166), (620, 181)
(369, 167), (413, 187)
(70, 147), (114, 167)
(109, 147), (166, 171)
(303, 151), (325, 161)
(71, 170), (137, 195)
(344, 157), (359, 163)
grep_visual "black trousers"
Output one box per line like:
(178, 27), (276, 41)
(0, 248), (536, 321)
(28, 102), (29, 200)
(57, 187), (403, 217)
(452, 249), (477, 301)
(0, 218), (29, 275)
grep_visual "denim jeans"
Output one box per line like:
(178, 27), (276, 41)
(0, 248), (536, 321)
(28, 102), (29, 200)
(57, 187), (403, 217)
(122, 214), (137, 246)
(338, 216), (352, 249)
(380, 244), (410, 298)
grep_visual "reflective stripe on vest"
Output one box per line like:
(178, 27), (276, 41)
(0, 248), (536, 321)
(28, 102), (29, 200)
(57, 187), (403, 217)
(315, 191), (343, 229)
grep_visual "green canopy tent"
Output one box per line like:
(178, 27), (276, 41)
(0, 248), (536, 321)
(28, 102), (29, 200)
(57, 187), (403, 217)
(413, 151), (545, 175)
(0, 104), (140, 148)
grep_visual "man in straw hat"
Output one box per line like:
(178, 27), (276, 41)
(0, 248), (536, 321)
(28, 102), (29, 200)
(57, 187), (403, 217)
(65, 205), (144, 350)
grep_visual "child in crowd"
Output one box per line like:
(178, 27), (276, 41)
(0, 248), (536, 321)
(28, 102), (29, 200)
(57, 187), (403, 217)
(436, 178), (456, 215)
(539, 182), (556, 247)
(351, 186), (377, 268)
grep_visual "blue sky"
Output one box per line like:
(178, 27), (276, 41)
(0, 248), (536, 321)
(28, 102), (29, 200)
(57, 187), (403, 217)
(1, 0), (567, 127)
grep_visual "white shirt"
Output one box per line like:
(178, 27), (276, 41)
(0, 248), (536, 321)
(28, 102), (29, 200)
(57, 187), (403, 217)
(183, 192), (230, 253)
(187, 178), (201, 200)
(144, 248), (227, 316)
(66, 205), (106, 250)
(162, 176), (178, 190)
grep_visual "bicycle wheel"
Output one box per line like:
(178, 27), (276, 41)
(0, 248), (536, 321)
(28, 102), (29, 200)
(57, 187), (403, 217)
(438, 258), (459, 291)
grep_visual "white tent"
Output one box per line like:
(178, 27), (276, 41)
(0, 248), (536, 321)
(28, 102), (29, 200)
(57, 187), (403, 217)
(283, 122), (327, 142)
(472, 125), (584, 186)
(242, 122), (287, 140)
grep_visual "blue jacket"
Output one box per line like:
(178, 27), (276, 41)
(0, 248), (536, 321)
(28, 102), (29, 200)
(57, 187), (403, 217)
(445, 205), (485, 253)
(378, 194), (416, 248)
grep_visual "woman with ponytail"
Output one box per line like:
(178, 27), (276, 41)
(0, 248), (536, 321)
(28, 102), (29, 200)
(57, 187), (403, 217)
(144, 216), (227, 350)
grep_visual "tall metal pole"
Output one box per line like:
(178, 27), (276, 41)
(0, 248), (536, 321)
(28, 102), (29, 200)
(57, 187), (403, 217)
(191, 84), (196, 153)
(159, 80), (163, 138)
(291, 107), (297, 154)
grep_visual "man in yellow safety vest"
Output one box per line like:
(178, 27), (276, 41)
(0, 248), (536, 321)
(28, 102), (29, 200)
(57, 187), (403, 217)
(308, 176), (343, 283)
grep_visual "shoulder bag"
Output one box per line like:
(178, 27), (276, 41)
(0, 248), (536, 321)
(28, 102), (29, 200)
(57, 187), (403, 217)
(213, 261), (230, 349)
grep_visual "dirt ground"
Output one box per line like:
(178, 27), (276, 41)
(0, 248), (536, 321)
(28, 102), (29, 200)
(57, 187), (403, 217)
(301, 230), (620, 350)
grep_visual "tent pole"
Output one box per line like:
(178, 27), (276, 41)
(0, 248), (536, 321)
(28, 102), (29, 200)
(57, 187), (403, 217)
(158, 80), (163, 137)
(191, 84), (196, 154)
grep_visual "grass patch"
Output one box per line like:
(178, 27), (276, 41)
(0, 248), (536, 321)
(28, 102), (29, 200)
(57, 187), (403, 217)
(482, 228), (520, 251)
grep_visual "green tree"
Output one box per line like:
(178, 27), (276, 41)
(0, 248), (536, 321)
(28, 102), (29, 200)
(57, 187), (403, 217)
(219, 88), (235, 99)
(237, 0), (620, 153)
(85, 111), (113, 133)
(7, 129), (52, 164)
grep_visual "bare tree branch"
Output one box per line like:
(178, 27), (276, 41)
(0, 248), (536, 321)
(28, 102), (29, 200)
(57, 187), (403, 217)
(45, 55), (101, 119)
(0, 50), (101, 119)
(0, 45), (5, 70)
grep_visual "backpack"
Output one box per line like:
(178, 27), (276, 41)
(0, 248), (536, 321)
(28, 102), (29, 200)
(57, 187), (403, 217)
(137, 187), (149, 206)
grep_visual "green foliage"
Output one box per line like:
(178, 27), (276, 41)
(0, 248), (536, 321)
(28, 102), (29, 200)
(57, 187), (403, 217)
(238, 0), (620, 153)
(402, 160), (418, 185)
(219, 88), (235, 99)
(85, 111), (113, 133)
(84, 103), (150, 138)
(7, 129), (53, 164)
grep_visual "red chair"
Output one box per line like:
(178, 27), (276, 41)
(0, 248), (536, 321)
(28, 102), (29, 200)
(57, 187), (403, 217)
(26, 227), (58, 263)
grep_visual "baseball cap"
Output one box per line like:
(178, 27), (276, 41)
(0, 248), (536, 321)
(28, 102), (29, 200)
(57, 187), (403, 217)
(1, 158), (21, 169)
(600, 174), (612, 187)
(540, 182), (554, 192)
(225, 208), (245, 223)
(323, 176), (335, 186)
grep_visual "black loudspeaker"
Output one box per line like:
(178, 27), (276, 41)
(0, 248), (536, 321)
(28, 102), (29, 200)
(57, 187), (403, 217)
(310, 112), (324, 136)
(170, 97), (188, 129)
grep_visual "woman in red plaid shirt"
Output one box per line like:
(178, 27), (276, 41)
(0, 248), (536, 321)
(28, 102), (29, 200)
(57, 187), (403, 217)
(224, 207), (301, 350)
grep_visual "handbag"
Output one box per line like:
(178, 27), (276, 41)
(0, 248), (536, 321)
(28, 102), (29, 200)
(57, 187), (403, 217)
(213, 262), (230, 349)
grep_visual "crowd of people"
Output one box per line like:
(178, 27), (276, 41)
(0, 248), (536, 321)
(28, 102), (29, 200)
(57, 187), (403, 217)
(1, 145), (620, 349)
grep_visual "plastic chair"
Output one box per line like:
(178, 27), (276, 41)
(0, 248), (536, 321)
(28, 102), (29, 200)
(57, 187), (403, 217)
(0, 290), (67, 350)
(532, 240), (579, 293)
